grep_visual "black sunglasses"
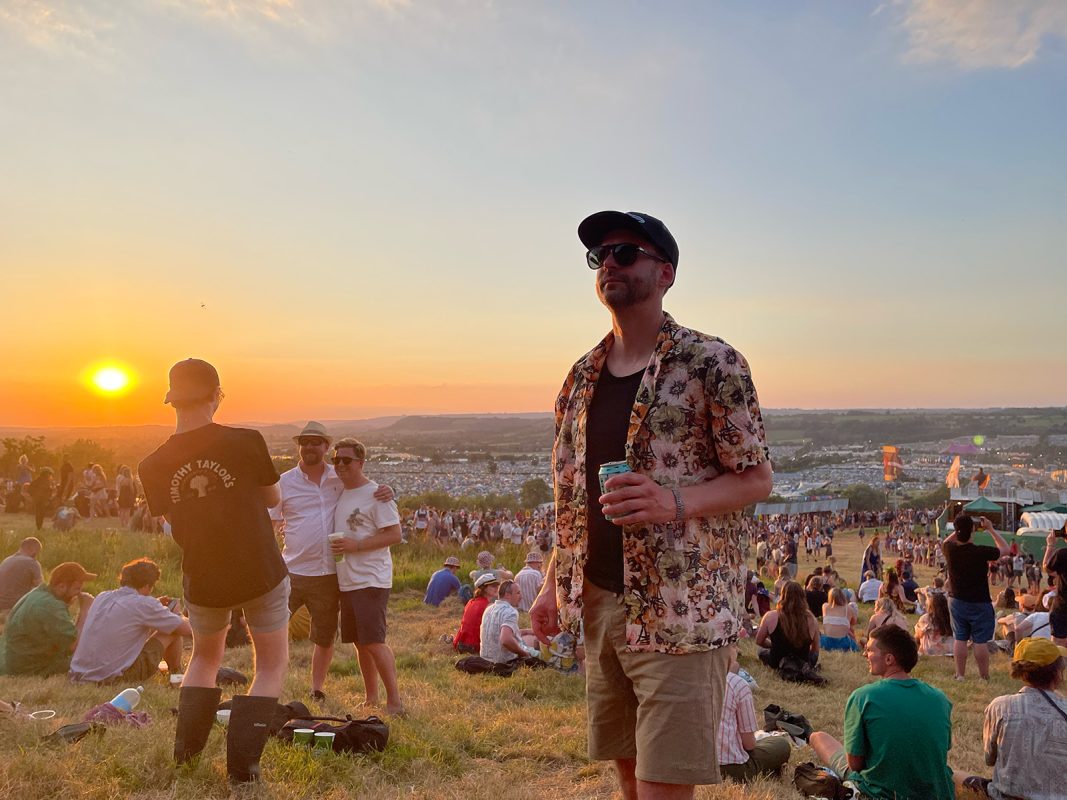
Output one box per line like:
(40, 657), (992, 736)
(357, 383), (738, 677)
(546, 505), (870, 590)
(297, 437), (327, 447)
(586, 243), (668, 270)
(331, 456), (358, 466)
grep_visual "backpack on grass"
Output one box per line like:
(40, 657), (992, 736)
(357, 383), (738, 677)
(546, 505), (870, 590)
(792, 762), (853, 799)
(277, 714), (389, 754)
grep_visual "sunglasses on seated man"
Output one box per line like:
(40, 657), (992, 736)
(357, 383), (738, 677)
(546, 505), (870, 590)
(586, 242), (670, 270)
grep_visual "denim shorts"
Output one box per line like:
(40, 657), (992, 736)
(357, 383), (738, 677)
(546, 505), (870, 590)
(948, 597), (995, 643)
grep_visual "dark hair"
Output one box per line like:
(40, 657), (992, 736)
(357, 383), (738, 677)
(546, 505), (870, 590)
(1010, 656), (1064, 690)
(870, 625), (919, 672)
(928, 592), (953, 638)
(498, 580), (516, 598)
(777, 581), (814, 648)
(119, 558), (161, 590)
(954, 514), (974, 542)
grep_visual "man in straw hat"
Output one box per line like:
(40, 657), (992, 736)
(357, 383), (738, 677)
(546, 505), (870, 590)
(955, 637), (1067, 798)
(0, 561), (95, 676)
(424, 555), (462, 607)
(270, 421), (392, 702)
(514, 551), (544, 613)
(139, 358), (288, 783)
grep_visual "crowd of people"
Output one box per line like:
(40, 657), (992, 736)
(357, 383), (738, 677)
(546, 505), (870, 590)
(1, 208), (1066, 800)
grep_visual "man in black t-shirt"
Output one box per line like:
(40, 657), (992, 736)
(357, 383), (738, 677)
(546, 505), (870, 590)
(139, 359), (288, 784)
(942, 514), (1008, 680)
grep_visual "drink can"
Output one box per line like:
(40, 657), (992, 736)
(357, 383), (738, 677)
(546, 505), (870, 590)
(598, 460), (631, 520)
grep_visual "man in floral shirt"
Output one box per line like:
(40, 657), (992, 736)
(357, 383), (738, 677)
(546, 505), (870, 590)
(531, 210), (773, 799)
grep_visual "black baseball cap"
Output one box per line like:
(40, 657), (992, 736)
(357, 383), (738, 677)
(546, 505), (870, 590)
(578, 210), (679, 268)
(164, 358), (220, 405)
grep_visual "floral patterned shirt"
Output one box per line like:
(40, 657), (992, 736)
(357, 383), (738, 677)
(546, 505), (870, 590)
(552, 313), (769, 654)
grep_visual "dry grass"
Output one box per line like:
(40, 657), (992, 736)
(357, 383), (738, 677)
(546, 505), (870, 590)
(0, 516), (1005, 799)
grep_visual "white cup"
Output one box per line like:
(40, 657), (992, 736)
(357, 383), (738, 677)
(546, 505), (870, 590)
(169, 673), (184, 687)
(216, 709), (231, 726)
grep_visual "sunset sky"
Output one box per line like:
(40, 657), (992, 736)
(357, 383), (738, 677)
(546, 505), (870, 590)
(2, 1), (1065, 427)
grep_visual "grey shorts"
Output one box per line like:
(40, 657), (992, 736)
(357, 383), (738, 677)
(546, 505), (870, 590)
(186, 577), (291, 635)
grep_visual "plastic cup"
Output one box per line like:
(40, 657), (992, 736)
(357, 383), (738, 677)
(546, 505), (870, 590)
(327, 533), (346, 563)
(216, 709), (231, 726)
(169, 673), (184, 687)
(313, 731), (335, 753)
(292, 728), (315, 747)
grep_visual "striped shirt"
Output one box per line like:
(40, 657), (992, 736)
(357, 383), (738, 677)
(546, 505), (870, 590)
(718, 671), (758, 765)
(514, 565), (544, 613)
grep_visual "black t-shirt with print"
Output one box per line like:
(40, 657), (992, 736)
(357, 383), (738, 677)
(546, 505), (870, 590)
(942, 539), (1000, 603)
(139, 423), (285, 607)
(584, 367), (643, 594)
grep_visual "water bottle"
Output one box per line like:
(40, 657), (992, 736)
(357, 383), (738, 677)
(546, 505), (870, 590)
(110, 686), (144, 713)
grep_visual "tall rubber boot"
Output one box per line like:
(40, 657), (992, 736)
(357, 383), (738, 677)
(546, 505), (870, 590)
(226, 694), (278, 783)
(174, 686), (222, 765)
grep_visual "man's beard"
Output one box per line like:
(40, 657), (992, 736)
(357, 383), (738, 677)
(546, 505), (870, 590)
(597, 272), (657, 310)
(302, 451), (324, 467)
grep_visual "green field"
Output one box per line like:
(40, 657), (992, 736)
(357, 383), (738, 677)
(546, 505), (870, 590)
(0, 517), (1008, 799)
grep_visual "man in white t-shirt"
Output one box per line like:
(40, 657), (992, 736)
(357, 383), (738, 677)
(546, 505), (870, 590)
(270, 422), (392, 702)
(329, 438), (405, 716)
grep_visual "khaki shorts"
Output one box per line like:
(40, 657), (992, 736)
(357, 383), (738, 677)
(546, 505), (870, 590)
(119, 637), (166, 682)
(186, 577), (291, 635)
(583, 581), (730, 785)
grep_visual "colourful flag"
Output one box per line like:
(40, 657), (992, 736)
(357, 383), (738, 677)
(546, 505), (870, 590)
(946, 456), (961, 489)
(882, 445), (903, 482)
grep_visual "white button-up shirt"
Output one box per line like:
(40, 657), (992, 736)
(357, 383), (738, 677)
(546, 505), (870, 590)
(270, 464), (344, 577)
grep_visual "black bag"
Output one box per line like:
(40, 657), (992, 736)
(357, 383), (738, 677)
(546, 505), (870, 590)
(793, 761), (852, 799)
(218, 699), (311, 735)
(454, 655), (517, 677)
(777, 655), (827, 686)
(277, 715), (389, 754)
(763, 704), (813, 742)
(216, 666), (249, 686)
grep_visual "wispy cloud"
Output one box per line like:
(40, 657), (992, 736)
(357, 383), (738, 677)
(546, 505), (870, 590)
(896, 0), (1067, 69)
(0, 0), (112, 57)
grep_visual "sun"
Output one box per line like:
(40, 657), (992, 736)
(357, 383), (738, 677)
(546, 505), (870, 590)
(89, 365), (132, 395)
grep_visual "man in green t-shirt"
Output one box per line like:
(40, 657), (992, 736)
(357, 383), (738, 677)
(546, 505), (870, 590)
(0, 562), (96, 677)
(810, 625), (955, 800)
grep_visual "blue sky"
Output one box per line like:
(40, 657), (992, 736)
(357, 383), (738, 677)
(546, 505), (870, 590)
(1, 1), (1065, 425)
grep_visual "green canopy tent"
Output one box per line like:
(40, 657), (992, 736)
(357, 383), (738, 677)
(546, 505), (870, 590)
(963, 497), (1002, 514)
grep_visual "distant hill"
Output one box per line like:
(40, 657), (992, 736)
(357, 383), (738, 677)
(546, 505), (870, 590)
(3, 408), (1065, 465)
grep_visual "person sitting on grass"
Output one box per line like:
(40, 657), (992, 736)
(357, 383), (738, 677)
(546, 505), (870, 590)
(954, 637), (1067, 800)
(717, 644), (792, 783)
(453, 573), (498, 654)
(0, 562), (95, 677)
(858, 570), (883, 604)
(914, 591), (954, 657)
(820, 587), (859, 652)
(424, 555), (462, 607)
(756, 581), (819, 669)
(810, 625), (955, 800)
(479, 579), (538, 665)
(69, 558), (191, 683)
(866, 597), (909, 639)
(878, 568), (910, 611)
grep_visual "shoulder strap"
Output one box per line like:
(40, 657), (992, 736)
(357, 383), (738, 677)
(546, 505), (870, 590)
(1036, 689), (1067, 724)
